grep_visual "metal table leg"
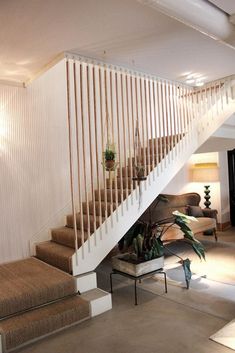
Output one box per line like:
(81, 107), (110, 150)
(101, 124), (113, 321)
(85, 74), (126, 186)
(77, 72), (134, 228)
(134, 279), (138, 305)
(110, 272), (113, 293)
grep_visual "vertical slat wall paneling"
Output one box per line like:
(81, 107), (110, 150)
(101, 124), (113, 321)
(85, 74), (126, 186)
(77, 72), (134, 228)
(167, 81), (173, 160)
(165, 81), (171, 162)
(86, 65), (97, 245)
(209, 83), (213, 121)
(173, 84), (180, 156)
(73, 61), (84, 255)
(169, 83), (176, 158)
(176, 85), (183, 154)
(131, 75), (138, 199)
(161, 80), (167, 167)
(153, 80), (159, 175)
(205, 84), (209, 128)
(178, 85), (184, 149)
(215, 82), (219, 116)
(225, 78), (229, 105)
(182, 85), (188, 147)
(218, 81), (222, 114)
(126, 74), (134, 204)
(157, 80), (163, 171)
(115, 72), (124, 213)
(99, 67), (108, 231)
(66, 60), (79, 262)
(93, 66), (102, 239)
(80, 63), (91, 251)
(189, 87), (194, 142)
(185, 87), (191, 143)
(66, 60), (78, 259)
(145, 78), (151, 183)
(110, 70), (119, 220)
(120, 72), (129, 209)
(104, 69), (114, 225)
(139, 77), (147, 183)
(149, 79), (156, 179)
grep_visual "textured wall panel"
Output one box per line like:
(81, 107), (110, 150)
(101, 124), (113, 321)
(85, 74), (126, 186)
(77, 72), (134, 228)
(0, 60), (71, 263)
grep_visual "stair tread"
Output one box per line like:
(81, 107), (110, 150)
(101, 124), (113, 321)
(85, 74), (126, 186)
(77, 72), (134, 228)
(81, 288), (109, 301)
(0, 257), (75, 319)
(0, 295), (90, 351)
(51, 226), (88, 248)
(36, 241), (74, 274)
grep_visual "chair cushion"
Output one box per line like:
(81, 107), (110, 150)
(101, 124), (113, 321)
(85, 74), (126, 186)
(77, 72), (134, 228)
(187, 205), (204, 217)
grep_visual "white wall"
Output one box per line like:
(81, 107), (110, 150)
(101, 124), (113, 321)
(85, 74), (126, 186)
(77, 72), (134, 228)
(0, 59), (71, 263)
(162, 151), (229, 224)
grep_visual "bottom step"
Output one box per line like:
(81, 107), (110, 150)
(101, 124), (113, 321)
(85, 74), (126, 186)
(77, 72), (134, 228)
(81, 288), (112, 317)
(0, 295), (90, 352)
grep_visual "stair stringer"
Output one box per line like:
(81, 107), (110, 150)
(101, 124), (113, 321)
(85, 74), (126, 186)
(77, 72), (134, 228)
(72, 100), (235, 276)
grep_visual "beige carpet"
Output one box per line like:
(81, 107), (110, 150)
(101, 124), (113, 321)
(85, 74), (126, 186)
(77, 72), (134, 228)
(0, 257), (75, 318)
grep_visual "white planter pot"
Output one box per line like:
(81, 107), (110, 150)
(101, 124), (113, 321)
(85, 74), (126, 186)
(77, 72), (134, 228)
(112, 254), (164, 277)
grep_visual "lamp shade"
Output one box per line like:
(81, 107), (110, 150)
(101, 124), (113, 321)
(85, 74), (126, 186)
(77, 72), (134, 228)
(192, 162), (219, 183)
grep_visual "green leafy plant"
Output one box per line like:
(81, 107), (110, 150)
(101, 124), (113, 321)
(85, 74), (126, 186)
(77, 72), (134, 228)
(119, 195), (205, 288)
(104, 148), (116, 161)
(104, 142), (116, 161)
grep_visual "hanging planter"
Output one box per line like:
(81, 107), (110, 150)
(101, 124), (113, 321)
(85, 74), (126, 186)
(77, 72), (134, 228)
(102, 142), (118, 172)
(132, 164), (147, 182)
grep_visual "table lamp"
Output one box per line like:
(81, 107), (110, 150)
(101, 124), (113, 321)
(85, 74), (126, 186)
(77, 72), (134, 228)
(192, 162), (219, 209)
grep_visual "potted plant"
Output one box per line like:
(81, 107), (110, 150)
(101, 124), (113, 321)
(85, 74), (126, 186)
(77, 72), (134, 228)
(103, 142), (117, 171)
(132, 164), (147, 182)
(113, 196), (205, 288)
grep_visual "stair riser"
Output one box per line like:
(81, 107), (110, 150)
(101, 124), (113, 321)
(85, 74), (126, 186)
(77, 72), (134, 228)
(95, 190), (130, 202)
(66, 215), (102, 232)
(83, 202), (116, 217)
(118, 165), (155, 177)
(106, 178), (133, 189)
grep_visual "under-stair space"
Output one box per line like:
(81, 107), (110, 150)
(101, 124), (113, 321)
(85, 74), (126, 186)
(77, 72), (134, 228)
(35, 135), (176, 275)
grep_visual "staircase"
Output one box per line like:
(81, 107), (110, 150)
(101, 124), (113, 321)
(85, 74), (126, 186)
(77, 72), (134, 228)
(33, 59), (235, 280)
(1, 58), (233, 351)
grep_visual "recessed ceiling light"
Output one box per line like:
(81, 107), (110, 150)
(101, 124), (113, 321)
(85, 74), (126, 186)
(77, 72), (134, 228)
(195, 81), (204, 87)
(186, 79), (195, 84)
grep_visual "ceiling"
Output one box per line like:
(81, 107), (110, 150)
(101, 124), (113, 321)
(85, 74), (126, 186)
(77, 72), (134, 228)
(0, 0), (235, 85)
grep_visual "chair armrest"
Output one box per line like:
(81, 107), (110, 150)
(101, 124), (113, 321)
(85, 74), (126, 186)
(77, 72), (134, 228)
(202, 208), (218, 219)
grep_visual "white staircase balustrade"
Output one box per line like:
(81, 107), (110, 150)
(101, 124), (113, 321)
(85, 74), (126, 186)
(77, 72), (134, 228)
(65, 55), (235, 276)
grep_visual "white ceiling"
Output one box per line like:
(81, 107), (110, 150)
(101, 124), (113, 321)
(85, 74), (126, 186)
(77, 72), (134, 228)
(0, 0), (235, 84)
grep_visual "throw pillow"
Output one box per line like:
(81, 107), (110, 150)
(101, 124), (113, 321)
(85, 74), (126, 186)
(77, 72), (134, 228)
(187, 205), (204, 217)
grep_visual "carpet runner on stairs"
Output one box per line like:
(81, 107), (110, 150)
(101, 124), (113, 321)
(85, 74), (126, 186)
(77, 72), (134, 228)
(34, 136), (178, 275)
(0, 258), (90, 352)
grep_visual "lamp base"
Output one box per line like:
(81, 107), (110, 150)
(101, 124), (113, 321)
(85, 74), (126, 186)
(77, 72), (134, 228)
(204, 185), (211, 209)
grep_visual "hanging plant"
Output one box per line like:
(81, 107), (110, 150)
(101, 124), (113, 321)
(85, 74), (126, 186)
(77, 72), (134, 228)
(102, 142), (118, 171)
(132, 164), (147, 182)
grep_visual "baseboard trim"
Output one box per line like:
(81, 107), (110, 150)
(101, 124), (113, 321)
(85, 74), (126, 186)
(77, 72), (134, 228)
(217, 222), (231, 231)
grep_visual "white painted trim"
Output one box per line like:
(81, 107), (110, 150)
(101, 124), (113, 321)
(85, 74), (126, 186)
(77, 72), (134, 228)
(75, 272), (97, 293)
(81, 289), (112, 317)
(24, 53), (65, 87)
(65, 51), (189, 87)
(0, 79), (24, 88)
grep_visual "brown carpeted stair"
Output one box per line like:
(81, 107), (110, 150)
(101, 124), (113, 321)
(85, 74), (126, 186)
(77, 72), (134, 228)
(0, 258), (90, 352)
(35, 135), (181, 275)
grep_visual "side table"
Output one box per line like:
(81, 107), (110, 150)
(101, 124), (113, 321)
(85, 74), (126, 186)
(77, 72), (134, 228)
(110, 268), (167, 305)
